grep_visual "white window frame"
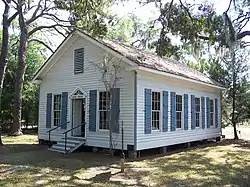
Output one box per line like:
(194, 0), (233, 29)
(97, 90), (110, 131)
(195, 97), (201, 128)
(210, 99), (214, 127)
(176, 94), (183, 129)
(53, 94), (62, 127)
(151, 91), (162, 131)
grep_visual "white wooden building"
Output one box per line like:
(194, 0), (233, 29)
(32, 30), (224, 154)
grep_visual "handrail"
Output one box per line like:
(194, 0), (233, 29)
(63, 122), (85, 153)
(47, 121), (70, 148)
(62, 123), (85, 134)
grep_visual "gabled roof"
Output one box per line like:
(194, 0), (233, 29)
(33, 30), (224, 89)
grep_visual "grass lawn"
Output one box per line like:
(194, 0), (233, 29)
(1, 135), (250, 187)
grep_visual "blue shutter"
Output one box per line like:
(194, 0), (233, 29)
(61, 92), (68, 129)
(184, 94), (188, 130)
(144, 89), (151, 134)
(206, 97), (210, 128)
(215, 98), (218, 128)
(163, 91), (168, 132)
(201, 97), (205, 129)
(89, 90), (97, 132)
(191, 95), (195, 130)
(170, 92), (176, 131)
(46, 93), (52, 128)
(111, 88), (120, 133)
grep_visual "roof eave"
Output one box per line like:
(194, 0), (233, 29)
(128, 66), (226, 90)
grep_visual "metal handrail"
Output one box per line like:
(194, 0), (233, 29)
(62, 122), (85, 153)
(47, 121), (70, 148)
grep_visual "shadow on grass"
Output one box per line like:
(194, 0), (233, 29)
(1, 139), (250, 186)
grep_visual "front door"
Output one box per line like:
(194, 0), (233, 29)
(72, 99), (85, 137)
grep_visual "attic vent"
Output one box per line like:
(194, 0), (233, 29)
(74, 48), (84, 74)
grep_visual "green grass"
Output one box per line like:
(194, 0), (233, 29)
(1, 135), (250, 187)
(2, 135), (38, 144)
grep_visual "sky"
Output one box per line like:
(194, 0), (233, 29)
(112, 0), (228, 22)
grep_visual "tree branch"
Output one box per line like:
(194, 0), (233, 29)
(28, 24), (71, 36)
(53, 27), (66, 38)
(2, 0), (8, 6)
(225, 0), (233, 13)
(179, 0), (193, 21)
(8, 11), (18, 24)
(28, 38), (54, 53)
(237, 31), (250, 39)
(30, 0), (43, 20)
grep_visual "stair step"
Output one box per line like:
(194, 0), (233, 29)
(48, 136), (86, 154)
(55, 143), (76, 148)
(62, 136), (86, 141)
(52, 145), (71, 151)
(57, 141), (78, 147)
(48, 147), (66, 153)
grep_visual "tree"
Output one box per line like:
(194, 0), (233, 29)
(222, 46), (249, 139)
(133, 0), (250, 58)
(10, 0), (114, 135)
(55, 0), (113, 37)
(1, 34), (45, 135)
(0, 0), (18, 143)
(92, 52), (122, 156)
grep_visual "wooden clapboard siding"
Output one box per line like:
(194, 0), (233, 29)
(136, 70), (221, 151)
(38, 35), (134, 150)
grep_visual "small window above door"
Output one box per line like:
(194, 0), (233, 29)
(74, 48), (84, 74)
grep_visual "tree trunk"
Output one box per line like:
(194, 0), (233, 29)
(231, 50), (238, 140)
(10, 1), (27, 136)
(108, 95), (114, 156)
(0, 0), (12, 144)
(233, 122), (238, 139)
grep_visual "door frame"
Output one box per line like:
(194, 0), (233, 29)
(69, 88), (87, 138)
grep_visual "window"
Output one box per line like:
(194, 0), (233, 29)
(210, 99), (214, 126)
(74, 48), (84, 74)
(99, 91), (110, 130)
(176, 95), (183, 129)
(53, 94), (61, 126)
(152, 92), (161, 130)
(195, 97), (200, 127)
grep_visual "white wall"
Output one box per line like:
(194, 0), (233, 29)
(38, 34), (134, 150)
(136, 70), (221, 150)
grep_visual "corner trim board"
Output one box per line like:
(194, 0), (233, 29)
(134, 70), (137, 151)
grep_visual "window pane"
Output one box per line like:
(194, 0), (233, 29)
(53, 95), (61, 126)
(210, 113), (214, 126)
(151, 92), (161, 130)
(99, 91), (110, 130)
(210, 100), (214, 112)
(196, 113), (200, 127)
(176, 120), (181, 128)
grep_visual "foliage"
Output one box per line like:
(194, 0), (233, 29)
(55, 0), (113, 37)
(153, 1), (224, 57)
(106, 13), (159, 50)
(0, 34), (46, 132)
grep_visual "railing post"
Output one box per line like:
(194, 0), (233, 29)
(65, 133), (67, 153)
(121, 120), (125, 172)
(49, 131), (51, 148)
